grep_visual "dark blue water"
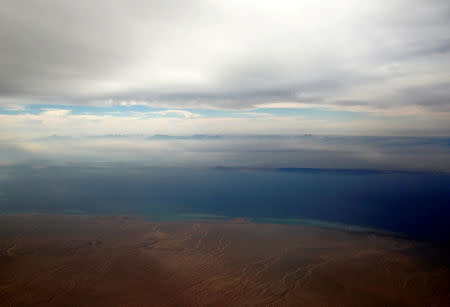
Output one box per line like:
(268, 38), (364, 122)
(1, 165), (449, 241)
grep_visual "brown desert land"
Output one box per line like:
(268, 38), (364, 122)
(0, 215), (448, 306)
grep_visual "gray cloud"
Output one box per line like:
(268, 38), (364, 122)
(1, 135), (449, 172)
(0, 141), (43, 164)
(0, 0), (449, 113)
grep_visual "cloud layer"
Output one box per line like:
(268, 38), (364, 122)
(1, 0), (449, 115)
(1, 133), (449, 172)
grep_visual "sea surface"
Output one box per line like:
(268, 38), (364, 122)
(0, 165), (449, 241)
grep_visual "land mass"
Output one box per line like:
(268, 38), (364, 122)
(0, 215), (448, 306)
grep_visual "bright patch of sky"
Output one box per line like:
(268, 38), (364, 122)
(0, 104), (365, 119)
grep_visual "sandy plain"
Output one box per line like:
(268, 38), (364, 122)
(0, 215), (448, 306)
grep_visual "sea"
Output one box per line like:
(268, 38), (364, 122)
(0, 165), (449, 241)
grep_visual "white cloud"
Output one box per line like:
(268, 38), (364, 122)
(0, 0), (448, 119)
(4, 104), (26, 111)
(1, 107), (448, 141)
(148, 110), (200, 118)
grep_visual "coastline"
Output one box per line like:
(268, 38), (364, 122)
(0, 210), (408, 240)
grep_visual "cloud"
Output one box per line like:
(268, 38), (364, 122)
(0, 106), (448, 172)
(3, 104), (26, 111)
(2, 105), (449, 139)
(1, 133), (449, 172)
(148, 110), (200, 118)
(0, 0), (448, 117)
(0, 140), (43, 165)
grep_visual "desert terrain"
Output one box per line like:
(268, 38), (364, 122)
(0, 215), (448, 306)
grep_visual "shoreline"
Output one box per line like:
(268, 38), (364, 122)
(0, 212), (411, 241)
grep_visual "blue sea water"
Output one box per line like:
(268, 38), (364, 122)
(0, 165), (449, 241)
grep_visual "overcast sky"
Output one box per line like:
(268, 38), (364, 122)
(1, 0), (449, 110)
(1, 0), (449, 169)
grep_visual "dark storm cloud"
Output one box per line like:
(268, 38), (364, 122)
(0, 0), (449, 113)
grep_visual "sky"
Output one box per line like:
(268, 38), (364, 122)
(0, 0), (449, 170)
